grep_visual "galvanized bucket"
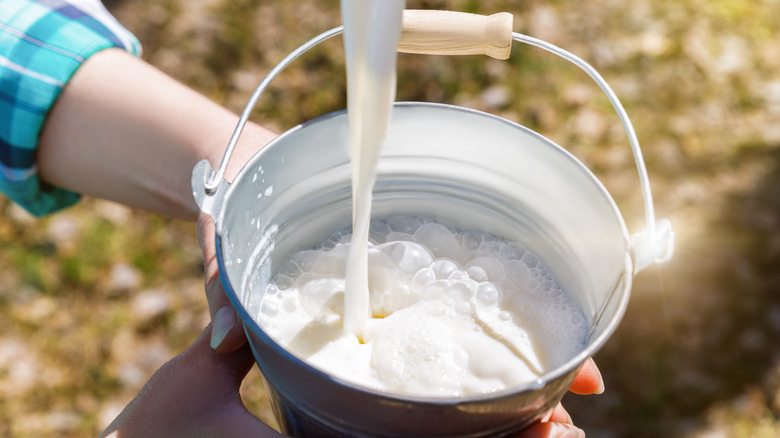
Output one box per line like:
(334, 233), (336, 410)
(192, 11), (673, 438)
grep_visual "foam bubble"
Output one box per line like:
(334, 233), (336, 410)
(386, 231), (415, 242)
(503, 259), (532, 288)
(414, 223), (460, 258)
(411, 267), (436, 293)
(274, 274), (294, 290)
(278, 260), (303, 279)
(462, 230), (484, 251)
(447, 270), (470, 282)
(521, 252), (540, 269)
(500, 242), (527, 260)
(447, 281), (476, 301)
(291, 249), (322, 271)
(379, 241), (434, 274)
(432, 259), (460, 279)
(466, 265), (489, 282)
(261, 300), (280, 317)
(281, 296), (297, 312)
(387, 214), (421, 234)
(265, 284), (280, 297)
(311, 255), (346, 275)
(421, 280), (447, 300)
(467, 257), (505, 282)
(476, 282), (500, 306)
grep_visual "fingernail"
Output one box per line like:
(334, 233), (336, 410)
(563, 409), (573, 424)
(554, 423), (586, 438)
(211, 306), (236, 349)
(595, 368), (605, 395)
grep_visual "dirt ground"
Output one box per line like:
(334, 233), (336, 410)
(1, 0), (779, 437)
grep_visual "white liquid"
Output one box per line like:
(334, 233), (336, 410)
(257, 217), (589, 397)
(341, 0), (405, 337)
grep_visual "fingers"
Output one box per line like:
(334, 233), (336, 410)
(101, 325), (281, 438)
(177, 327), (280, 437)
(568, 357), (604, 395)
(515, 357), (602, 438)
(517, 421), (585, 438)
(197, 213), (247, 352)
(542, 403), (572, 424)
(178, 324), (257, 386)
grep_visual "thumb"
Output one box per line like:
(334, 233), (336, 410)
(517, 422), (585, 438)
(197, 212), (247, 352)
(177, 326), (282, 437)
(101, 325), (281, 438)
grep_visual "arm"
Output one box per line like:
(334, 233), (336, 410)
(37, 48), (276, 221)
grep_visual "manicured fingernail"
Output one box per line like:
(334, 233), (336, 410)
(211, 306), (236, 349)
(595, 368), (605, 394)
(563, 409), (573, 424)
(554, 423), (585, 438)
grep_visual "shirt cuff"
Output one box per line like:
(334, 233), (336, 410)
(0, 0), (142, 216)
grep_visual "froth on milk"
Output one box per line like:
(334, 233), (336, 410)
(255, 215), (588, 397)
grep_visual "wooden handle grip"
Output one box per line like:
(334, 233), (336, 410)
(398, 10), (513, 60)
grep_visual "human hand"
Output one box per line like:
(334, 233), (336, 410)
(99, 324), (282, 438)
(100, 322), (599, 438)
(516, 357), (603, 437)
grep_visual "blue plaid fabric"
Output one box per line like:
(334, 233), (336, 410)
(0, 0), (141, 216)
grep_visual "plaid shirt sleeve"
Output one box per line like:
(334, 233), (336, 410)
(0, 0), (141, 216)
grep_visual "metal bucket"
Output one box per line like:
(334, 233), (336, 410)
(192, 22), (673, 438)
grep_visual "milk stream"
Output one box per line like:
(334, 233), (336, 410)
(340, 0), (404, 338)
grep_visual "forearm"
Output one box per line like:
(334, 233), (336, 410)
(37, 48), (275, 221)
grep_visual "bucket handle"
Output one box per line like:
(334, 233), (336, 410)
(195, 10), (673, 273)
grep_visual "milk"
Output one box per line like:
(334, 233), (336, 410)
(340, 0), (404, 337)
(256, 216), (589, 397)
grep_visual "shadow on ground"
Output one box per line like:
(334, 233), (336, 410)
(564, 145), (780, 437)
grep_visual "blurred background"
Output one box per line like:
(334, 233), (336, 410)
(1, 0), (779, 436)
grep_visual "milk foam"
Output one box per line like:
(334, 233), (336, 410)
(256, 216), (588, 397)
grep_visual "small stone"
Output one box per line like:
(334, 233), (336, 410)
(95, 200), (132, 224)
(563, 84), (593, 107)
(109, 263), (142, 294)
(480, 85), (510, 109)
(131, 290), (172, 324)
(7, 203), (36, 226)
(46, 214), (80, 251)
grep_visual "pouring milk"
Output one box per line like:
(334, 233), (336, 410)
(253, 1), (589, 397)
(340, 0), (404, 338)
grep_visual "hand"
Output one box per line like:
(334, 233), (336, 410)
(517, 357), (602, 437)
(99, 324), (282, 438)
(101, 322), (600, 438)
